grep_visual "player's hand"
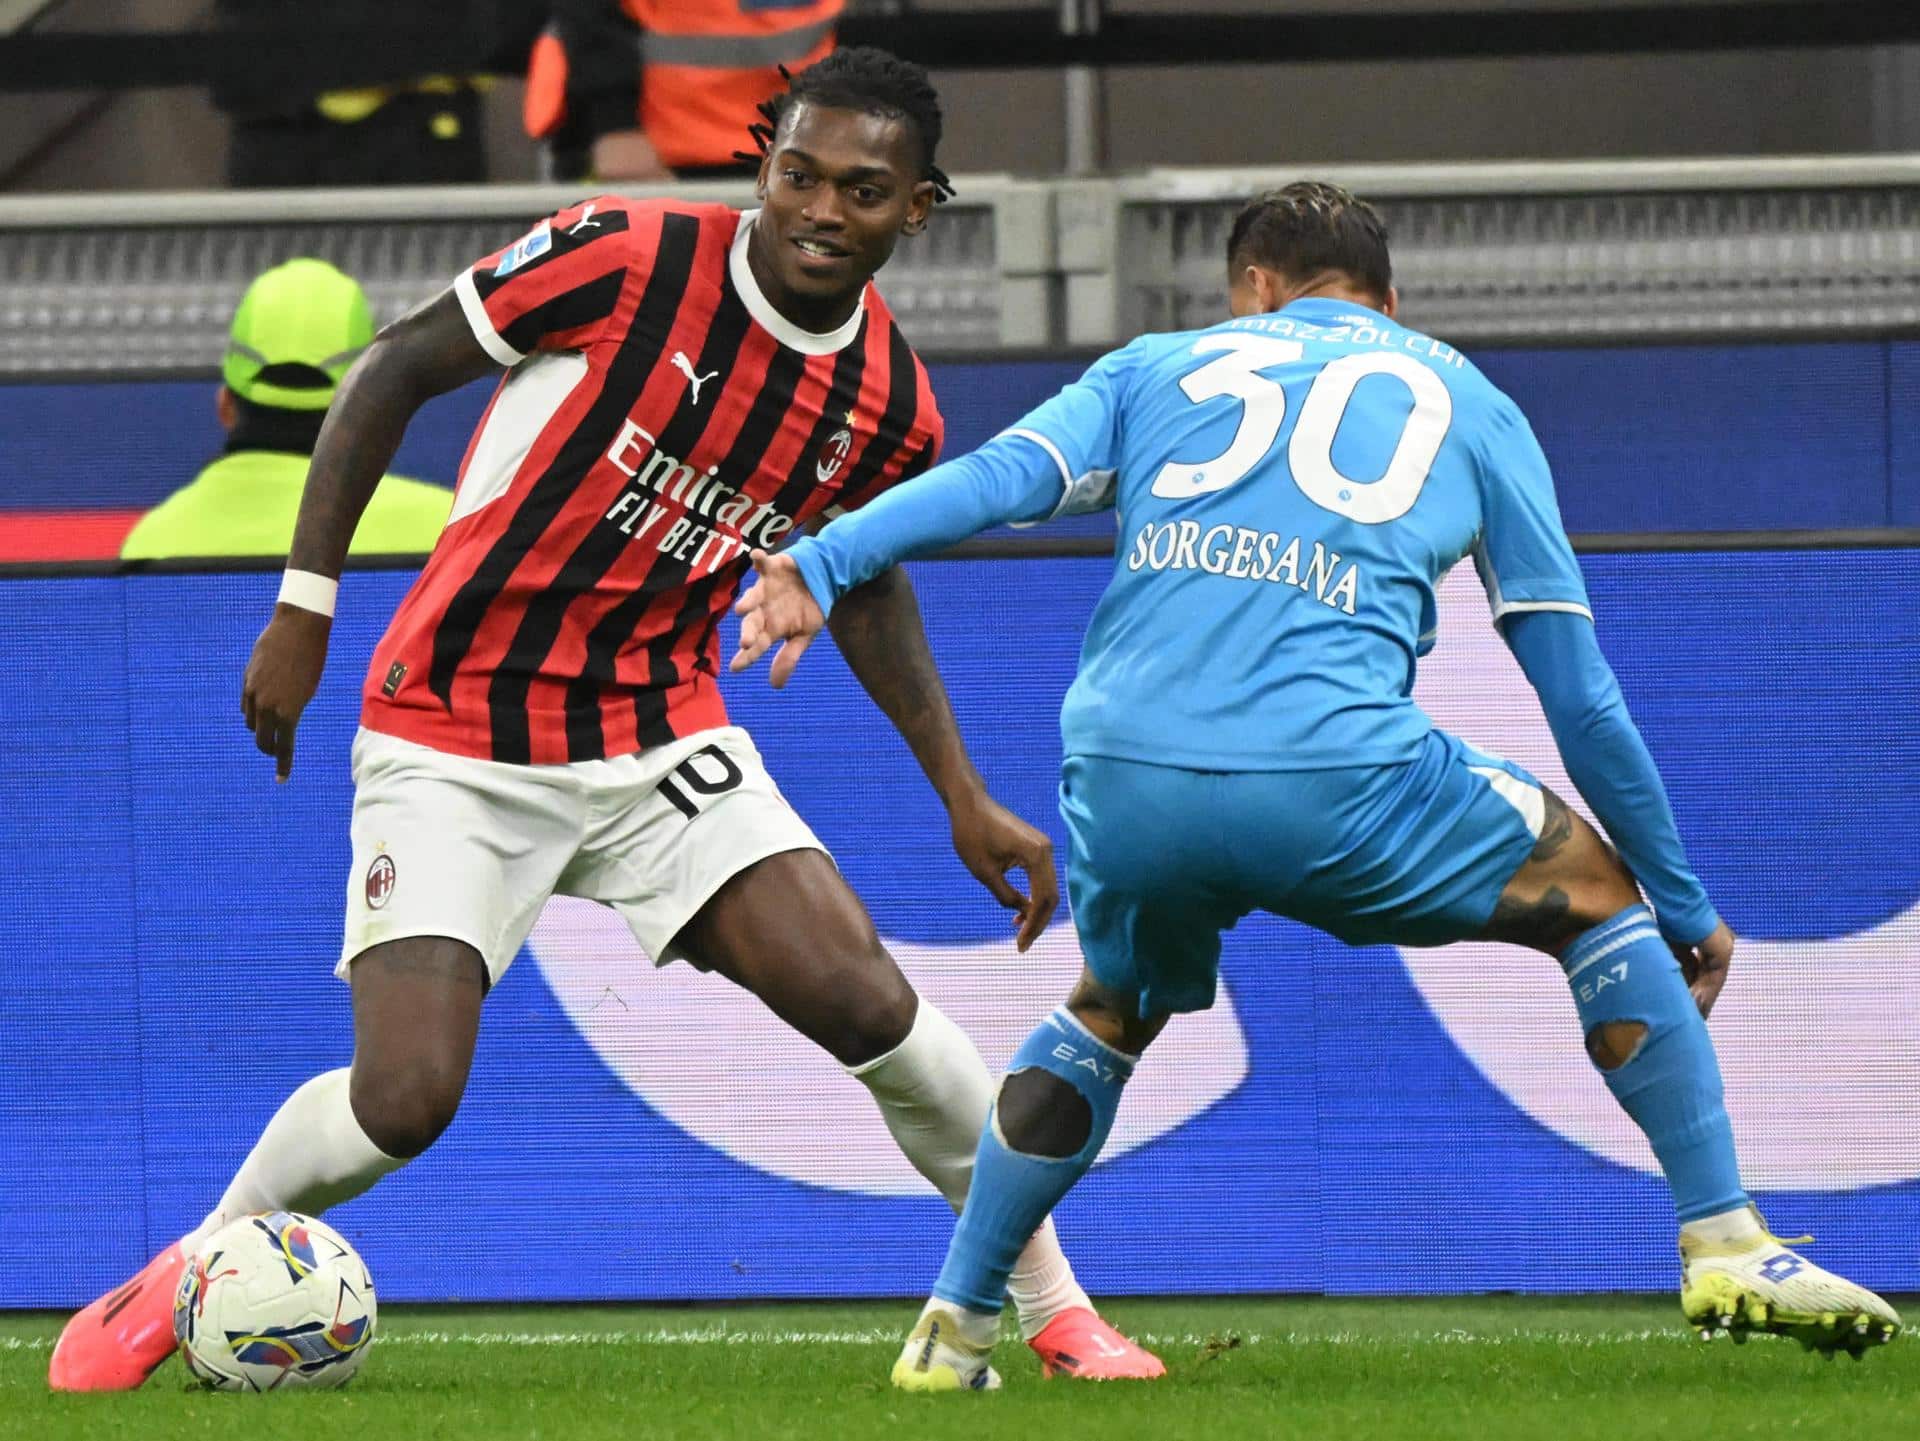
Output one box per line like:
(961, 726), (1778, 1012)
(241, 603), (332, 782)
(1672, 921), (1735, 1018)
(947, 789), (1059, 953)
(730, 549), (825, 688)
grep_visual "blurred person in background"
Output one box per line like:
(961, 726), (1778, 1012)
(212, 2), (544, 188)
(524, 0), (840, 181)
(121, 259), (451, 561)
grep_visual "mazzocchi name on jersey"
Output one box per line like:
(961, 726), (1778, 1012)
(1225, 311), (1470, 368)
(1125, 519), (1361, 615)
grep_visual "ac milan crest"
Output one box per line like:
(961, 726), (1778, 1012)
(365, 854), (396, 910)
(816, 427), (854, 483)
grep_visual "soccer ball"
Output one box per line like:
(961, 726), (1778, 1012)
(171, 1211), (377, 1391)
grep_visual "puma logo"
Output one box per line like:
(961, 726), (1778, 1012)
(670, 351), (720, 405)
(565, 202), (603, 235)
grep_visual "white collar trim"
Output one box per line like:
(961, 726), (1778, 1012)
(730, 210), (866, 356)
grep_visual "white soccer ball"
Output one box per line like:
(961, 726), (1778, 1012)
(171, 1211), (377, 1391)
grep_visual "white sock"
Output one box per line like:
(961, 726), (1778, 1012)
(918, 1293), (1001, 1348)
(179, 1068), (404, 1255)
(1680, 1203), (1764, 1247)
(849, 999), (1094, 1339)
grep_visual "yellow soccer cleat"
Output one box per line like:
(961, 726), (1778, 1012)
(1681, 1209), (1899, 1358)
(889, 1308), (1003, 1393)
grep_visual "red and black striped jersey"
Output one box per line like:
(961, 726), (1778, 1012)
(360, 197), (943, 764)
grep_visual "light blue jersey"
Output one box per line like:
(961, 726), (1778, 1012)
(1011, 297), (1591, 771)
(788, 292), (1717, 947)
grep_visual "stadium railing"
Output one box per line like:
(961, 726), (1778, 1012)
(4, 156), (1920, 378)
(1060, 155), (1920, 345)
(0, 177), (1054, 377)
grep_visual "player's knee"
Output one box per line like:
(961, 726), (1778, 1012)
(350, 1056), (466, 1158)
(1065, 975), (1168, 1055)
(1585, 1020), (1648, 1072)
(823, 948), (919, 1067)
(1581, 842), (1641, 917)
(1493, 853), (1643, 955)
(996, 1068), (1093, 1160)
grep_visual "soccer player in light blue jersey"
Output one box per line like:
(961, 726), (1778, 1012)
(731, 182), (1898, 1386)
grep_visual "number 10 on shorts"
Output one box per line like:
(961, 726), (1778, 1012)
(656, 744), (746, 820)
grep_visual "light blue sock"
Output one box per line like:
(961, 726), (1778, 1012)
(1562, 905), (1747, 1221)
(931, 1008), (1135, 1314)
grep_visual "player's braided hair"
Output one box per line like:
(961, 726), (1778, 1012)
(736, 46), (954, 203)
(1228, 181), (1392, 301)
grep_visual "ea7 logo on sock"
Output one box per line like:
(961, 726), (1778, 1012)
(1577, 961), (1629, 1005)
(1051, 1040), (1127, 1087)
(1759, 1254), (1806, 1283)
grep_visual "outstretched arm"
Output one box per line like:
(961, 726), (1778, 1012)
(731, 431), (1062, 682)
(797, 432), (1064, 610)
(827, 564), (1059, 951)
(1504, 608), (1722, 947)
(242, 290), (498, 780)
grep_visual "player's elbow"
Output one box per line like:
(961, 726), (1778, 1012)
(1553, 690), (1620, 743)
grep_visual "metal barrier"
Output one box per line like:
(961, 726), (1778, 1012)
(4, 156), (1920, 375)
(1064, 157), (1920, 345)
(0, 177), (1054, 376)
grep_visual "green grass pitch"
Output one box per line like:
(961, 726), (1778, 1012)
(5, 1296), (1917, 1440)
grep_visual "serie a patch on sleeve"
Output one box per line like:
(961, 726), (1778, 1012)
(495, 220), (554, 277)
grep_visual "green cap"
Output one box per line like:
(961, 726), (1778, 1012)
(222, 258), (374, 412)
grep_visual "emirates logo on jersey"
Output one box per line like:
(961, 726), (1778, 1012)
(816, 427), (854, 484)
(365, 854), (397, 910)
(602, 419), (801, 577)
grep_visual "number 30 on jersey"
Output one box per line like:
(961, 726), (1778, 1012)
(1151, 333), (1454, 525)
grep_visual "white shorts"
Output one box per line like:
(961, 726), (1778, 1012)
(337, 725), (825, 984)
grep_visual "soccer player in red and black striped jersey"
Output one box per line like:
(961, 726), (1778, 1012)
(49, 49), (1161, 1392)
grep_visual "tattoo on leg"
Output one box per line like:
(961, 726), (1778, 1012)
(1530, 789), (1574, 862)
(1487, 884), (1573, 947)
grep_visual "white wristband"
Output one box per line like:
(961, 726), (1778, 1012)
(277, 569), (339, 618)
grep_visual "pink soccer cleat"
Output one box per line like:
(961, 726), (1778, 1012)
(48, 1242), (189, 1392)
(1027, 1307), (1167, 1380)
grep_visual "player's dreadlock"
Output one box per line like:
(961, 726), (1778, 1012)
(737, 47), (955, 203)
(1229, 181), (1392, 301)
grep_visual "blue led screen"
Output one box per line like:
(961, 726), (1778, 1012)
(4, 339), (1918, 538)
(2, 549), (1915, 1307)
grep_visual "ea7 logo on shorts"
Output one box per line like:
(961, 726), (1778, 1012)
(494, 221), (552, 276)
(365, 854), (397, 910)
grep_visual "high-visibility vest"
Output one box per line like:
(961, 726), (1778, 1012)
(626, 0), (842, 171)
(120, 451), (452, 561)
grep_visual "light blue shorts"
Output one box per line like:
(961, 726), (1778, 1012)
(1061, 729), (1548, 1016)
